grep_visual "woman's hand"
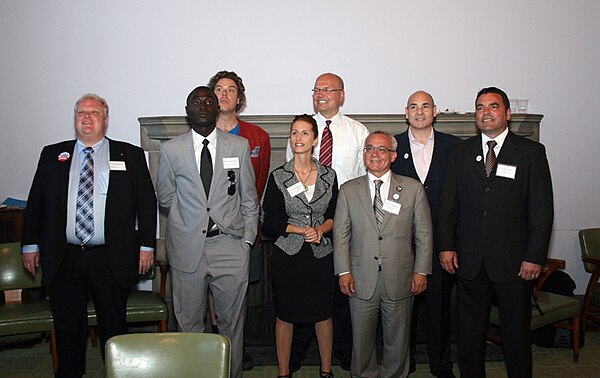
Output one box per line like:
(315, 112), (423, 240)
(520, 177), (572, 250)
(303, 226), (323, 244)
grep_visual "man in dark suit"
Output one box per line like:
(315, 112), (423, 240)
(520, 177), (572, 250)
(156, 86), (259, 378)
(334, 130), (433, 378)
(21, 93), (157, 377)
(437, 87), (554, 378)
(391, 90), (461, 377)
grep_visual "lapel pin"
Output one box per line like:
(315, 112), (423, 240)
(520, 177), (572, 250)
(403, 153), (409, 159)
(396, 185), (402, 192)
(57, 152), (70, 162)
(476, 155), (482, 162)
(393, 193), (400, 200)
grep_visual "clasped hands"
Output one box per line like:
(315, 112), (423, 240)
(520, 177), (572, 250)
(302, 226), (323, 244)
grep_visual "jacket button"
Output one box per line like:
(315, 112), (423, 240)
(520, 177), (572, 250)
(378, 236), (383, 240)
(483, 211), (488, 216)
(484, 187), (490, 192)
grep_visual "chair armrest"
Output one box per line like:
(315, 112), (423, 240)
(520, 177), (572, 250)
(534, 258), (565, 293)
(582, 255), (600, 266)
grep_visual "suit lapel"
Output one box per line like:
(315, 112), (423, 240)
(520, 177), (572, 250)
(211, 130), (229, 202)
(180, 131), (206, 198)
(467, 135), (488, 180)
(357, 176), (379, 231)
(398, 132), (419, 179)
(381, 174), (403, 230)
(497, 131), (518, 164)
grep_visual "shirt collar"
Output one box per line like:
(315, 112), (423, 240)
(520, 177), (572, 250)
(408, 127), (434, 146)
(192, 127), (217, 147)
(76, 137), (106, 154)
(367, 169), (392, 185)
(481, 127), (509, 150)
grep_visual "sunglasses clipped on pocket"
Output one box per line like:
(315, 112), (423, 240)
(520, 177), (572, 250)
(227, 170), (236, 195)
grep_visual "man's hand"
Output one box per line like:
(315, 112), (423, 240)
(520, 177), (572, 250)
(439, 251), (459, 274)
(411, 273), (428, 295)
(23, 252), (40, 276)
(138, 250), (154, 275)
(339, 273), (355, 298)
(518, 261), (542, 281)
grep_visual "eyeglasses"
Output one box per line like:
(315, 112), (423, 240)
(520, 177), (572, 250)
(364, 146), (395, 154)
(311, 88), (343, 95)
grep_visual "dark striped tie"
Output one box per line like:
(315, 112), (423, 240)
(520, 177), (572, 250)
(374, 180), (384, 230)
(319, 120), (333, 167)
(485, 140), (497, 177)
(76, 147), (94, 244)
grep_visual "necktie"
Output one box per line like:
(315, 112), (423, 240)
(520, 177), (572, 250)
(76, 147), (94, 244)
(200, 139), (215, 231)
(200, 139), (213, 196)
(485, 140), (497, 177)
(319, 120), (333, 167)
(374, 180), (384, 230)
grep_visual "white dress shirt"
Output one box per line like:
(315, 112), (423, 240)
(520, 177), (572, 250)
(286, 111), (370, 186)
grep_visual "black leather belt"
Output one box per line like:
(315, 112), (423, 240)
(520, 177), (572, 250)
(67, 243), (105, 251)
(206, 228), (221, 238)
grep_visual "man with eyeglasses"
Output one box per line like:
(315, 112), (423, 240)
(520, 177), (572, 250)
(391, 90), (461, 377)
(157, 86), (259, 378)
(334, 130), (433, 377)
(286, 72), (369, 371)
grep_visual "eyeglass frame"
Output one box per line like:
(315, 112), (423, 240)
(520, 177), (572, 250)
(363, 146), (396, 154)
(311, 88), (343, 95)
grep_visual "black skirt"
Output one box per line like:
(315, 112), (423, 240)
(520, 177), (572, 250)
(270, 242), (334, 323)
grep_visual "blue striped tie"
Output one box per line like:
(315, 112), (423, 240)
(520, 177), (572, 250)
(76, 147), (95, 244)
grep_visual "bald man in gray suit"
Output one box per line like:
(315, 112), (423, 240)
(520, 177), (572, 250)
(334, 131), (433, 378)
(157, 86), (259, 378)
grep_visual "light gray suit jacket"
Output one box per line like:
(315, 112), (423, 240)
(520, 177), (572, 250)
(156, 128), (259, 273)
(334, 172), (433, 301)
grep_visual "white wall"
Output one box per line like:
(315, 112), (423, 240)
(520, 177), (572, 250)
(1, 0), (599, 293)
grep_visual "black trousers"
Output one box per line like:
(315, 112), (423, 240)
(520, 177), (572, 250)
(291, 277), (352, 359)
(457, 266), (532, 378)
(49, 245), (129, 378)
(410, 268), (455, 374)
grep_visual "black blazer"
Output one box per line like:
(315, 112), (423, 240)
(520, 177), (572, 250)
(436, 131), (554, 283)
(391, 130), (461, 259)
(22, 138), (157, 287)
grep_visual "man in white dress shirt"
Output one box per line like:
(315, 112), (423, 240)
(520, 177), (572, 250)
(286, 72), (369, 371)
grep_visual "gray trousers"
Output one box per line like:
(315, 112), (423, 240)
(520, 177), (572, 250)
(171, 233), (249, 378)
(350, 271), (413, 378)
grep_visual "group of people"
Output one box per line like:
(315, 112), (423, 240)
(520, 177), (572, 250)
(20, 69), (553, 378)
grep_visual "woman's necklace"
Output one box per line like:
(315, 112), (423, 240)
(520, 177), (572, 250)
(294, 164), (314, 192)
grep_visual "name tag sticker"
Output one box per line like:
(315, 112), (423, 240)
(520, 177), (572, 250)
(287, 182), (305, 198)
(109, 161), (126, 171)
(223, 157), (240, 169)
(496, 163), (517, 179)
(382, 200), (401, 215)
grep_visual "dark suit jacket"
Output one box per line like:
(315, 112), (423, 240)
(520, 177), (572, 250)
(437, 131), (554, 283)
(391, 129), (461, 266)
(22, 138), (157, 287)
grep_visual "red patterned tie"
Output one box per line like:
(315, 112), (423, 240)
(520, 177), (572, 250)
(319, 120), (333, 167)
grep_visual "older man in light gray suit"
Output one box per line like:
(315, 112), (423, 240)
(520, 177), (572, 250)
(334, 130), (433, 378)
(157, 86), (259, 378)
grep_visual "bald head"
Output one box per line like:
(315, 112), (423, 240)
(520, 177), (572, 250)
(312, 73), (345, 119)
(405, 90), (437, 131)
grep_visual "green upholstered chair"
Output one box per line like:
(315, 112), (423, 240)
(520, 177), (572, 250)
(87, 260), (170, 347)
(0, 242), (58, 370)
(105, 332), (231, 378)
(488, 258), (581, 362)
(578, 228), (600, 333)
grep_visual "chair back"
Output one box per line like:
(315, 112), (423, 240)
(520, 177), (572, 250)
(105, 332), (230, 378)
(0, 242), (42, 291)
(579, 228), (600, 273)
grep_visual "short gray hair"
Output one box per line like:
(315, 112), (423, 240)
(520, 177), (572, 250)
(74, 93), (109, 117)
